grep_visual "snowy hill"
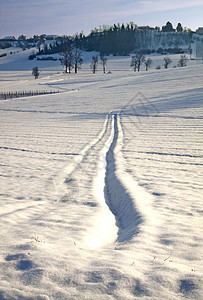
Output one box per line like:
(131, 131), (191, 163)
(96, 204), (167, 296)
(0, 50), (203, 299)
(2, 30), (203, 59)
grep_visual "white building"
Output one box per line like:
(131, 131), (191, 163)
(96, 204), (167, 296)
(192, 34), (203, 59)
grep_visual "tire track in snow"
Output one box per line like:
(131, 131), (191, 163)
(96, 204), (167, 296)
(86, 113), (144, 248)
(45, 112), (113, 202)
(85, 113), (118, 247)
(45, 110), (158, 248)
(104, 114), (143, 243)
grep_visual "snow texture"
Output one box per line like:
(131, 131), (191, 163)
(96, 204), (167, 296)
(0, 48), (202, 299)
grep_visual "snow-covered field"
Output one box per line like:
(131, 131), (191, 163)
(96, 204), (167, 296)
(0, 49), (202, 299)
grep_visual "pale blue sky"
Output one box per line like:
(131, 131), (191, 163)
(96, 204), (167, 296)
(0, 0), (202, 38)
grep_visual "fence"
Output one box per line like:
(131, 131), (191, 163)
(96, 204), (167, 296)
(0, 90), (60, 100)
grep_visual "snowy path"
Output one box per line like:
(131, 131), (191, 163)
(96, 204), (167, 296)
(50, 111), (146, 248)
(86, 112), (143, 247)
(104, 114), (142, 243)
(45, 112), (112, 203)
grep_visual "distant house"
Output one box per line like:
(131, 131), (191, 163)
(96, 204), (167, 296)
(192, 33), (203, 59)
(138, 26), (154, 31)
(33, 35), (41, 41)
(44, 35), (59, 40)
(2, 36), (16, 41)
(196, 27), (203, 35)
(18, 35), (28, 41)
(32, 35), (46, 42)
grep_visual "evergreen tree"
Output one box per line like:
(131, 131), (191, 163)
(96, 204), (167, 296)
(162, 21), (175, 32)
(176, 23), (183, 32)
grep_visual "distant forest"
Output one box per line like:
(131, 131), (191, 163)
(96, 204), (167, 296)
(1, 21), (197, 56)
(37, 22), (193, 56)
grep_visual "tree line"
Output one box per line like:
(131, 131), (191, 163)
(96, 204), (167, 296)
(130, 54), (188, 72)
(34, 21), (192, 58)
(32, 53), (188, 79)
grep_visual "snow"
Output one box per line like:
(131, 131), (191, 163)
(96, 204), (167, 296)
(0, 49), (203, 299)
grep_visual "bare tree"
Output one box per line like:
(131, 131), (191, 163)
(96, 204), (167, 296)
(163, 57), (172, 69)
(91, 55), (98, 73)
(137, 53), (145, 72)
(32, 66), (40, 79)
(178, 55), (188, 67)
(36, 41), (43, 53)
(131, 53), (145, 72)
(100, 54), (107, 73)
(60, 46), (73, 73)
(73, 48), (83, 73)
(144, 58), (153, 71)
(130, 56), (138, 72)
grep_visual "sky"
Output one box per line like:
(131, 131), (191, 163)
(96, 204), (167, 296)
(0, 0), (203, 38)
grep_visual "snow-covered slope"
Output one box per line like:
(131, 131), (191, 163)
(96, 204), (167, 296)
(0, 50), (202, 299)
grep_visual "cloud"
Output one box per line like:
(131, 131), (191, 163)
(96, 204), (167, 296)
(2, 0), (202, 14)
(139, 0), (203, 12)
(97, 0), (203, 19)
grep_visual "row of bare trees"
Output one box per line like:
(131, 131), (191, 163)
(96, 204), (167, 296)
(130, 54), (188, 71)
(60, 48), (108, 74)
(162, 55), (188, 68)
(91, 54), (108, 73)
(131, 54), (153, 71)
(60, 46), (83, 73)
(32, 52), (188, 78)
